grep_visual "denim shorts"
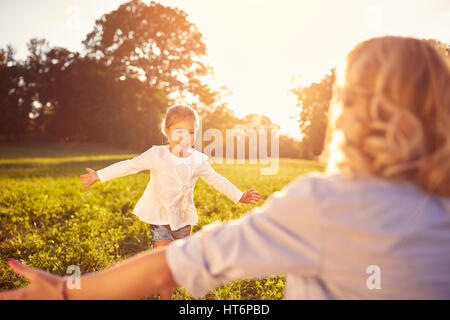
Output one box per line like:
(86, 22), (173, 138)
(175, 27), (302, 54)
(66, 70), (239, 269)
(149, 224), (191, 243)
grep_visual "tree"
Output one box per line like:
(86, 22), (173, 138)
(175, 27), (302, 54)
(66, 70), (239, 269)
(426, 39), (450, 59)
(289, 38), (449, 161)
(82, 0), (210, 97)
(290, 69), (335, 159)
(79, 0), (218, 149)
(0, 45), (35, 141)
(43, 54), (168, 149)
(26, 43), (78, 139)
(0, 1), (238, 149)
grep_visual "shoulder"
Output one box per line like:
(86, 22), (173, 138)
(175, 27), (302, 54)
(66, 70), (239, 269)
(245, 172), (329, 230)
(274, 171), (332, 198)
(136, 145), (167, 162)
(290, 171), (430, 213)
(280, 171), (395, 201)
(149, 144), (165, 151)
(265, 173), (317, 210)
(192, 148), (209, 164)
(263, 172), (349, 213)
(147, 144), (166, 155)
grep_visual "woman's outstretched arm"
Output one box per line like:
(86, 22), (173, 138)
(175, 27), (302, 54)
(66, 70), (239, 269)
(0, 248), (178, 300)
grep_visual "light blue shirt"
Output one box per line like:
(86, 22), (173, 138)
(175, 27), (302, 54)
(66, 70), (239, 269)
(166, 171), (450, 299)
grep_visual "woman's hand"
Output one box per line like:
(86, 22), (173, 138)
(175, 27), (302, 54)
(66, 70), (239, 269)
(80, 168), (99, 188)
(1, 249), (177, 300)
(239, 189), (261, 205)
(0, 259), (65, 300)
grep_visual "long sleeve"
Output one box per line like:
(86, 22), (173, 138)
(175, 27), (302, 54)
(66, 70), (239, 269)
(197, 160), (244, 204)
(96, 146), (156, 183)
(165, 174), (322, 297)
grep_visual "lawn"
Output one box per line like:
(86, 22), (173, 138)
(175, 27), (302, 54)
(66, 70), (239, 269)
(0, 141), (325, 299)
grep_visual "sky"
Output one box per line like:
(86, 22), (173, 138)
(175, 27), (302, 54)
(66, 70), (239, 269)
(1, 0), (449, 139)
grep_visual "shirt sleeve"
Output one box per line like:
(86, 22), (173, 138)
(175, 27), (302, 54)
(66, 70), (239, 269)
(165, 174), (322, 298)
(197, 160), (244, 204)
(96, 146), (156, 183)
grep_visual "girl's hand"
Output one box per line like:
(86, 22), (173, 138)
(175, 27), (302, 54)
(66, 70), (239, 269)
(80, 168), (99, 188)
(239, 189), (261, 205)
(0, 259), (65, 300)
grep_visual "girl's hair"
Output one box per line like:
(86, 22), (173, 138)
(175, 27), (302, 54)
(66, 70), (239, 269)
(321, 36), (450, 197)
(160, 104), (200, 138)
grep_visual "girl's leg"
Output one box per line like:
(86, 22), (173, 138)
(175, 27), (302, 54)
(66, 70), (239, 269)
(153, 239), (174, 300)
(149, 224), (191, 300)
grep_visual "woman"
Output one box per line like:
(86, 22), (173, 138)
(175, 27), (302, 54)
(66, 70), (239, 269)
(1, 36), (450, 299)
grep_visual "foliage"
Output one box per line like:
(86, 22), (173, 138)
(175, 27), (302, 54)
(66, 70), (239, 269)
(83, 0), (209, 95)
(290, 69), (335, 160)
(0, 1), (216, 150)
(290, 39), (449, 160)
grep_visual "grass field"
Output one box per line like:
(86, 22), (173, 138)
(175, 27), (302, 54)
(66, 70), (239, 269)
(0, 142), (325, 299)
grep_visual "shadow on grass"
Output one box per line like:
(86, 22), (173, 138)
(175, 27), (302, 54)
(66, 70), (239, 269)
(0, 158), (134, 178)
(0, 141), (139, 159)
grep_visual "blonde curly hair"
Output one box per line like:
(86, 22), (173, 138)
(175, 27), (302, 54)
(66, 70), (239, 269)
(322, 36), (450, 197)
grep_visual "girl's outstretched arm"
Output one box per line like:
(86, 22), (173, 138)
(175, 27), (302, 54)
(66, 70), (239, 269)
(198, 161), (261, 204)
(0, 248), (177, 300)
(88, 146), (156, 184)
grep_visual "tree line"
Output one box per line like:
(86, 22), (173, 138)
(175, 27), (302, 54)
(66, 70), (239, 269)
(1, 0), (448, 159)
(289, 38), (449, 159)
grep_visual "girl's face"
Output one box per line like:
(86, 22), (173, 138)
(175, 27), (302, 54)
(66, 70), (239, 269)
(164, 119), (196, 152)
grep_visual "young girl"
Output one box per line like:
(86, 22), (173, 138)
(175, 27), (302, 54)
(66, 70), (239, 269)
(3, 36), (450, 300)
(79, 105), (260, 299)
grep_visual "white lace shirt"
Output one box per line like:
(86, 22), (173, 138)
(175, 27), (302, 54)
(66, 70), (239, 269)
(96, 145), (243, 230)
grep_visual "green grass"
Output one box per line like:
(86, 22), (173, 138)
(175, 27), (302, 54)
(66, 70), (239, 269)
(0, 142), (325, 299)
